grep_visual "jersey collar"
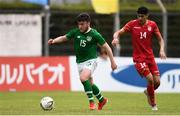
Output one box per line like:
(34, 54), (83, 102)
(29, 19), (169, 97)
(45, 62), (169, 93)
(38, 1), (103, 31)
(84, 27), (91, 34)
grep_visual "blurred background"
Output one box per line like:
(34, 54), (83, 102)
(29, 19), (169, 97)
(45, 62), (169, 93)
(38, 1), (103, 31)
(0, 0), (179, 57)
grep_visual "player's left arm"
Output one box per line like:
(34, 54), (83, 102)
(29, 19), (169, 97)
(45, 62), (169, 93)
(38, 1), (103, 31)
(154, 27), (167, 59)
(101, 42), (117, 70)
(95, 31), (117, 70)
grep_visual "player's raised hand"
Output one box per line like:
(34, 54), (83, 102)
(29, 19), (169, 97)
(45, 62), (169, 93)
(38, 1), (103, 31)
(159, 50), (167, 59)
(111, 38), (119, 47)
(48, 39), (54, 45)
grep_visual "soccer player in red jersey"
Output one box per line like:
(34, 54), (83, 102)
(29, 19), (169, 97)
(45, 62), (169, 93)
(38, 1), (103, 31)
(112, 6), (166, 111)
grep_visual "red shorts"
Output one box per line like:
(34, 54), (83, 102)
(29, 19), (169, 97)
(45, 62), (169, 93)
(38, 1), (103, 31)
(134, 57), (160, 77)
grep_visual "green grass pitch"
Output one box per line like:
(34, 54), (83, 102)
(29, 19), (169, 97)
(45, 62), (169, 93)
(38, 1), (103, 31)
(0, 91), (180, 115)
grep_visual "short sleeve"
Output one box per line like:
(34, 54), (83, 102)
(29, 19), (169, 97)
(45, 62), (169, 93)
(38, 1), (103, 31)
(66, 28), (77, 40)
(153, 22), (160, 33)
(123, 20), (134, 32)
(94, 32), (106, 46)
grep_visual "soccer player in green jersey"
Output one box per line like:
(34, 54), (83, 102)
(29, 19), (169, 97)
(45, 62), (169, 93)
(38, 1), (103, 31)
(48, 13), (117, 110)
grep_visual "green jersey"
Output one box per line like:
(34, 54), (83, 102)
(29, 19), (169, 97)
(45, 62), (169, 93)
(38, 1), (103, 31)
(66, 28), (106, 63)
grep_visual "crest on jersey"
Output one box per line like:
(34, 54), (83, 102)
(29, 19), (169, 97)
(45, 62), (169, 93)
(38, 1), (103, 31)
(86, 36), (92, 41)
(77, 36), (81, 39)
(148, 26), (152, 31)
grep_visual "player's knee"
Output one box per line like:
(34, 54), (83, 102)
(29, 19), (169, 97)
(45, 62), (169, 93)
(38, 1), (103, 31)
(146, 75), (154, 85)
(80, 76), (88, 82)
(89, 77), (94, 85)
(149, 78), (154, 85)
(80, 70), (91, 82)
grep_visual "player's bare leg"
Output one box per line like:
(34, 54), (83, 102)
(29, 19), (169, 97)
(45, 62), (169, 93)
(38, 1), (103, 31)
(80, 69), (96, 110)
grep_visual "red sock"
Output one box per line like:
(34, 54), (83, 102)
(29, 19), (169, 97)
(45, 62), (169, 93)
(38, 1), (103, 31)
(147, 84), (155, 106)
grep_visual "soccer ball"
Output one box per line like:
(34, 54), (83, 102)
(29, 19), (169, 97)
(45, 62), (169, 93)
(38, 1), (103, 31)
(40, 96), (54, 111)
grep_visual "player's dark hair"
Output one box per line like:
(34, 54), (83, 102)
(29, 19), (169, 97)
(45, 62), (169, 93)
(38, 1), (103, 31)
(137, 6), (149, 14)
(76, 13), (91, 22)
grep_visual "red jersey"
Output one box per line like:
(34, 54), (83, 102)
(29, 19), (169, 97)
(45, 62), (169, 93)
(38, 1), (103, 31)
(123, 19), (160, 61)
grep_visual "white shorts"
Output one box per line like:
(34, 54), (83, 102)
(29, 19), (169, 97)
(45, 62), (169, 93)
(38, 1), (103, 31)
(77, 58), (97, 75)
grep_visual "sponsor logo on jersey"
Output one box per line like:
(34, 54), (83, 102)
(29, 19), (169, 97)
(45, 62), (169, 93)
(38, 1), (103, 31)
(86, 36), (92, 41)
(133, 26), (141, 29)
(111, 63), (180, 88)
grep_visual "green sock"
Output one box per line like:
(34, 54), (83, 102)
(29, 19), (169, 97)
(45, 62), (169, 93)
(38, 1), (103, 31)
(82, 80), (94, 103)
(92, 84), (104, 102)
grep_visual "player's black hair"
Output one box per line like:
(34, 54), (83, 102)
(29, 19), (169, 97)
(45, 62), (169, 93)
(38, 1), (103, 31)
(137, 6), (149, 14)
(76, 13), (91, 22)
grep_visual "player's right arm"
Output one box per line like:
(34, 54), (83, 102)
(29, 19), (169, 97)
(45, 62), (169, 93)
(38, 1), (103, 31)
(48, 35), (68, 45)
(111, 28), (126, 47)
(112, 20), (133, 47)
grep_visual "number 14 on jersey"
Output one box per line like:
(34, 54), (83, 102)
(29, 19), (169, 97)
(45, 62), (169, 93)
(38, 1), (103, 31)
(140, 32), (147, 39)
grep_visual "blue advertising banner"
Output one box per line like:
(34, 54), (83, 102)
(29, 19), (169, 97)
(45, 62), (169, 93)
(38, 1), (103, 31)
(69, 57), (180, 93)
